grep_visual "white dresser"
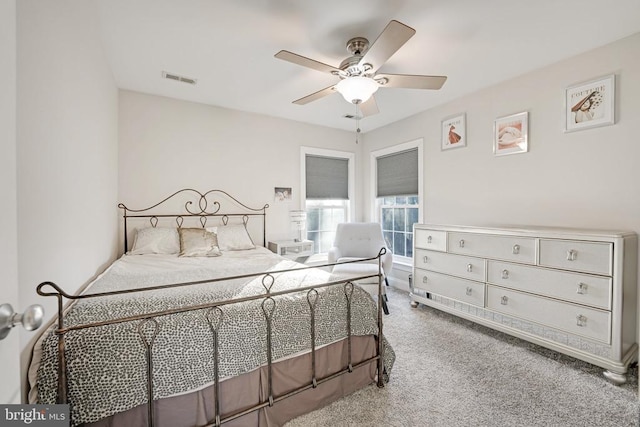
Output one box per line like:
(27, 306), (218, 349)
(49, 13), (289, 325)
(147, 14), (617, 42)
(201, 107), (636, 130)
(411, 224), (638, 383)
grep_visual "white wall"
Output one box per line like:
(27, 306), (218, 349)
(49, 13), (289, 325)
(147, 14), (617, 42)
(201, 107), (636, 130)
(0, 0), (21, 404)
(16, 0), (119, 374)
(363, 33), (640, 287)
(118, 91), (359, 243)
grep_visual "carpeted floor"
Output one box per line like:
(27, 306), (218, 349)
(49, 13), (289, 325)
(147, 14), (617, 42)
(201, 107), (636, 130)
(285, 288), (640, 427)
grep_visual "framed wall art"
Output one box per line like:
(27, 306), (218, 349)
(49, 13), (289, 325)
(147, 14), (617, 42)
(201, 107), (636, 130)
(494, 111), (528, 156)
(564, 74), (615, 132)
(441, 113), (466, 151)
(274, 187), (292, 202)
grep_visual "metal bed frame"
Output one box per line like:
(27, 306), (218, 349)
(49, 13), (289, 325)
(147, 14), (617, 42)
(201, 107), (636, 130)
(36, 189), (387, 426)
(118, 188), (270, 252)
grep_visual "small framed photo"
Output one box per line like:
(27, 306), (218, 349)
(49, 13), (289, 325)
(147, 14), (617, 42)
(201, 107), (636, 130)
(494, 112), (528, 156)
(274, 187), (292, 202)
(564, 74), (615, 132)
(441, 113), (466, 150)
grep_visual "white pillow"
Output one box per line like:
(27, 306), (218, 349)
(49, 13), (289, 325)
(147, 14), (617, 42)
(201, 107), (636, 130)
(179, 228), (222, 257)
(216, 224), (255, 251)
(130, 227), (180, 255)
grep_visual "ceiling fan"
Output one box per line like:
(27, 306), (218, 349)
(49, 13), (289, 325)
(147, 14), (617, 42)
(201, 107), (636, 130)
(275, 20), (447, 117)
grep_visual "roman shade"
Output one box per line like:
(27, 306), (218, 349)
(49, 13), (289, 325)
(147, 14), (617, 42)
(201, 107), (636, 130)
(305, 155), (349, 200)
(376, 148), (418, 197)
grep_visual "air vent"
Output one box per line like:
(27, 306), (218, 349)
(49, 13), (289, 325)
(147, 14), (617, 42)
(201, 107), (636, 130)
(343, 114), (363, 120)
(162, 71), (197, 85)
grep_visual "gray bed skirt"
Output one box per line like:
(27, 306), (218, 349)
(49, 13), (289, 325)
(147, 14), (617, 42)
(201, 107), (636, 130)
(84, 335), (378, 427)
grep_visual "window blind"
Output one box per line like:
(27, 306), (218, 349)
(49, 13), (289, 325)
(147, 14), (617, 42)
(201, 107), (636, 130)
(306, 155), (349, 200)
(376, 148), (418, 197)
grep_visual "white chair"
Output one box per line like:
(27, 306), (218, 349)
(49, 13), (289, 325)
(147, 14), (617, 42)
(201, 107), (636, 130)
(328, 222), (392, 315)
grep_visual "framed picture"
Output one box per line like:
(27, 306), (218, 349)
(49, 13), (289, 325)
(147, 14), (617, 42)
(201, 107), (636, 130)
(274, 187), (292, 202)
(564, 74), (615, 132)
(494, 112), (528, 156)
(441, 113), (466, 150)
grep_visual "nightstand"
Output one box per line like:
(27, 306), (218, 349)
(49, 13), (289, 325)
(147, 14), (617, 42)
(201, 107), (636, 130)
(268, 240), (314, 262)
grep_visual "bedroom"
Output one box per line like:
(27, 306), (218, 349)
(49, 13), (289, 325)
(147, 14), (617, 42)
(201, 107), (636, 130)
(2, 0), (640, 424)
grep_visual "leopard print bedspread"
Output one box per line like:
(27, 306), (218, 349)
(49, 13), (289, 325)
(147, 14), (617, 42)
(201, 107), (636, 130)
(33, 252), (395, 426)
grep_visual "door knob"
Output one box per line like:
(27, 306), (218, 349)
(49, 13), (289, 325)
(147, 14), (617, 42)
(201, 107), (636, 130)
(0, 303), (44, 340)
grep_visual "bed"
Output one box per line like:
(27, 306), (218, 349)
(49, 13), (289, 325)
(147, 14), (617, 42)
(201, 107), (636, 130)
(27, 189), (395, 427)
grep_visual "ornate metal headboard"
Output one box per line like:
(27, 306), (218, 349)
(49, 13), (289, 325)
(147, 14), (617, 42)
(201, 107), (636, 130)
(118, 189), (269, 253)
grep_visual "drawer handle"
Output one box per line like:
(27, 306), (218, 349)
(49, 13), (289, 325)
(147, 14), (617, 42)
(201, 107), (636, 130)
(567, 249), (578, 261)
(502, 269), (509, 279)
(576, 314), (587, 327)
(576, 282), (588, 295)
(459, 239), (465, 248)
(466, 287), (473, 296)
(422, 276), (428, 284)
(427, 235), (432, 244)
(512, 244), (520, 254)
(501, 296), (508, 305)
(467, 263), (473, 273)
(423, 255), (428, 264)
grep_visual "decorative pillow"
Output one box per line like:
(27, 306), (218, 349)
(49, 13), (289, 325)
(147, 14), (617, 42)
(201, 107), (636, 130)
(179, 228), (222, 257)
(130, 227), (180, 255)
(216, 224), (255, 251)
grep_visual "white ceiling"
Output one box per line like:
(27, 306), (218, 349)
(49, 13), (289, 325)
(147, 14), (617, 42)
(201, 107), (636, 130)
(95, 0), (640, 133)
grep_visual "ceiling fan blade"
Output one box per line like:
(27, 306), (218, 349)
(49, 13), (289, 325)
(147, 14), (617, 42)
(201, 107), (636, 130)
(292, 85), (337, 105)
(358, 20), (416, 73)
(359, 96), (379, 117)
(375, 73), (447, 90)
(275, 50), (340, 75)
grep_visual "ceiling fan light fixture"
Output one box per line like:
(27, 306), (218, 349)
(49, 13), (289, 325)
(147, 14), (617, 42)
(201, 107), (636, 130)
(336, 76), (379, 104)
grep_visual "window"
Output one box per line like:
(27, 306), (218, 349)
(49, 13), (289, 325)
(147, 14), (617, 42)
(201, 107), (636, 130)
(379, 196), (419, 258)
(306, 200), (347, 253)
(371, 140), (423, 263)
(301, 147), (354, 254)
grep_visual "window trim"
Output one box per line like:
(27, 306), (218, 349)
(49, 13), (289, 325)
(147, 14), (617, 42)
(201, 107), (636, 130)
(370, 139), (423, 223)
(370, 139), (423, 263)
(301, 146), (355, 221)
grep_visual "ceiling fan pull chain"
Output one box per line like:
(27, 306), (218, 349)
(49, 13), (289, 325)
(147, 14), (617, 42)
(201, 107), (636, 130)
(355, 102), (361, 144)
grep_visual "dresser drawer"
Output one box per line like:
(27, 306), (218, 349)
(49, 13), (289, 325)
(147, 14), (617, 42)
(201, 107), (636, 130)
(487, 286), (611, 344)
(413, 269), (484, 307)
(487, 261), (612, 310)
(414, 228), (447, 252)
(448, 232), (536, 264)
(415, 249), (485, 282)
(538, 239), (612, 276)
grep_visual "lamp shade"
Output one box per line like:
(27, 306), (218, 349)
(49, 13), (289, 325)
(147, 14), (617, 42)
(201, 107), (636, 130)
(289, 210), (307, 224)
(335, 76), (379, 104)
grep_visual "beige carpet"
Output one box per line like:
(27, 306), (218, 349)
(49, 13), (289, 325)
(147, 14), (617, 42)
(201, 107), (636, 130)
(285, 288), (640, 427)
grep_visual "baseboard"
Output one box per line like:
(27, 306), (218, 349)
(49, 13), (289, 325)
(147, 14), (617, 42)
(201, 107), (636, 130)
(388, 277), (410, 293)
